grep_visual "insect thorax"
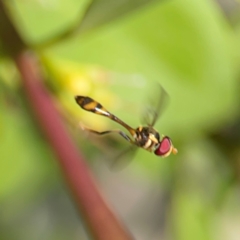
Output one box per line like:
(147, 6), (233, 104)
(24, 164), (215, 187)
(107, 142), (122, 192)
(135, 126), (160, 151)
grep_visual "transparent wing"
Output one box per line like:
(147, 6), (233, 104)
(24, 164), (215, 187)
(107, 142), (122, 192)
(141, 83), (169, 127)
(77, 123), (138, 170)
(108, 145), (138, 171)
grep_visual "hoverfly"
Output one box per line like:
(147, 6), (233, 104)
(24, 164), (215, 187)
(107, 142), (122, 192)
(75, 86), (177, 158)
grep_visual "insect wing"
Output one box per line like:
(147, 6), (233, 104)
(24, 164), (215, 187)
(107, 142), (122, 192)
(108, 145), (138, 171)
(141, 83), (169, 127)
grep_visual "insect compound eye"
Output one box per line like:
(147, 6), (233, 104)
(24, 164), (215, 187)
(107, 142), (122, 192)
(154, 136), (177, 157)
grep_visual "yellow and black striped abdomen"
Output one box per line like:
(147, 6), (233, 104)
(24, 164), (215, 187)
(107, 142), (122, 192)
(75, 95), (136, 136)
(75, 96), (110, 117)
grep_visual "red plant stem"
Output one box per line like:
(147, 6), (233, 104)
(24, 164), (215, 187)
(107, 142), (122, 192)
(15, 52), (133, 240)
(0, 1), (133, 238)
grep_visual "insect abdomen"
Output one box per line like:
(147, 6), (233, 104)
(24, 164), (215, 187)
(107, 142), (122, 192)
(75, 96), (110, 117)
(75, 95), (136, 136)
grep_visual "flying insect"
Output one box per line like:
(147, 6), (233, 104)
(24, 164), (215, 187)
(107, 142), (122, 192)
(75, 86), (177, 158)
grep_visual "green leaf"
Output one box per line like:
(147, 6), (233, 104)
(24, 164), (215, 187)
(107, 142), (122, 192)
(78, 0), (161, 34)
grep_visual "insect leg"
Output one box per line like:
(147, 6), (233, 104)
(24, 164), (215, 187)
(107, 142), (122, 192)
(75, 96), (136, 136)
(79, 123), (135, 144)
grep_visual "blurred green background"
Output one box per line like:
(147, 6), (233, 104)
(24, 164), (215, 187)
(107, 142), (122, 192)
(1, 0), (240, 239)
